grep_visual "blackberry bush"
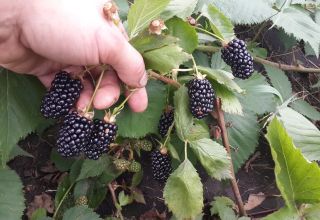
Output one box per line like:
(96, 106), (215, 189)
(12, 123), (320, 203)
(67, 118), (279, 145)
(158, 107), (174, 137)
(40, 71), (83, 119)
(187, 77), (215, 119)
(151, 150), (172, 182)
(221, 38), (254, 79)
(84, 119), (118, 160)
(56, 111), (93, 157)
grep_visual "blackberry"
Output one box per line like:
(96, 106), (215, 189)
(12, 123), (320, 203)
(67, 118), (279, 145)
(187, 78), (215, 119)
(221, 38), (254, 79)
(151, 150), (172, 182)
(84, 119), (118, 160)
(158, 108), (174, 137)
(40, 71), (83, 119)
(56, 111), (93, 157)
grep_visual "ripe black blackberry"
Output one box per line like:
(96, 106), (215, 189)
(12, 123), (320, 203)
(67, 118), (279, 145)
(40, 71), (83, 119)
(187, 77), (215, 119)
(221, 38), (254, 79)
(158, 108), (174, 137)
(84, 119), (118, 160)
(151, 150), (172, 182)
(56, 111), (93, 157)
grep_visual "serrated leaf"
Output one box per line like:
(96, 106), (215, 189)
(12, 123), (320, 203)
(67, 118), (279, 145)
(9, 145), (34, 160)
(118, 191), (133, 207)
(211, 0), (277, 24)
(161, 0), (198, 20)
(62, 206), (102, 220)
(50, 149), (75, 172)
(0, 169), (25, 220)
(77, 155), (113, 181)
(290, 99), (320, 121)
(263, 207), (300, 220)
(277, 107), (320, 161)
(236, 73), (277, 114)
(55, 175), (72, 208)
(210, 197), (237, 220)
(211, 52), (229, 70)
(131, 169), (143, 187)
(163, 159), (203, 219)
(198, 66), (244, 94)
(190, 138), (231, 180)
(31, 208), (47, 220)
(143, 45), (191, 72)
(225, 111), (260, 171)
(0, 69), (45, 166)
(166, 17), (198, 53)
(272, 6), (320, 55)
(201, 4), (234, 41)
(117, 80), (166, 138)
(266, 118), (320, 209)
(264, 65), (292, 102)
(127, 0), (170, 39)
(174, 86), (194, 141)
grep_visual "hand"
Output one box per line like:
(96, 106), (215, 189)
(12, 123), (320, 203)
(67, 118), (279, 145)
(0, 0), (148, 112)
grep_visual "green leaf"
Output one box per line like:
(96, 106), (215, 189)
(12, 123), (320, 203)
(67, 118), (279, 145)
(236, 73), (278, 114)
(198, 66), (244, 94)
(62, 206), (102, 220)
(0, 69), (45, 166)
(77, 155), (113, 181)
(166, 17), (198, 53)
(143, 44), (191, 72)
(272, 6), (320, 55)
(117, 80), (166, 138)
(173, 86), (194, 141)
(210, 197), (237, 220)
(277, 107), (320, 161)
(161, 0), (198, 20)
(264, 65), (292, 102)
(303, 204), (320, 220)
(266, 117), (320, 209)
(210, 0), (277, 25)
(127, 0), (170, 38)
(0, 169), (25, 220)
(31, 208), (47, 220)
(201, 4), (234, 41)
(163, 159), (203, 219)
(211, 52), (229, 70)
(118, 191), (133, 207)
(131, 169), (143, 187)
(190, 138), (231, 180)
(263, 207), (300, 220)
(290, 99), (320, 121)
(9, 145), (34, 160)
(50, 149), (75, 172)
(114, 0), (129, 20)
(55, 175), (73, 208)
(225, 111), (260, 171)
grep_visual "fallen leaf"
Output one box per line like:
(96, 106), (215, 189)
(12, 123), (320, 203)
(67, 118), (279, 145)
(244, 192), (266, 211)
(27, 193), (54, 219)
(140, 209), (166, 220)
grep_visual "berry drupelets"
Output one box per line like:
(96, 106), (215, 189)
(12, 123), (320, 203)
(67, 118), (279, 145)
(56, 111), (93, 157)
(40, 71), (83, 119)
(151, 150), (172, 182)
(158, 108), (174, 137)
(84, 119), (118, 160)
(221, 38), (254, 79)
(188, 77), (215, 119)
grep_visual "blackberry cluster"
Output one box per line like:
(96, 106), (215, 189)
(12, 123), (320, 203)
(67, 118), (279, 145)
(187, 78), (215, 119)
(158, 109), (174, 137)
(84, 119), (118, 160)
(40, 71), (83, 119)
(151, 150), (172, 182)
(57, 111), (93, 157)
(221, 38), (254, 79)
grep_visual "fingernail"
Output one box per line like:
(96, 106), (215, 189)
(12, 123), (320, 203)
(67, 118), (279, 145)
(139, 71), (148, 87)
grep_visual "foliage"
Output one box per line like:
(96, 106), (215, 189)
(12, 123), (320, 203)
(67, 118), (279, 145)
(1, 0), (320, 219)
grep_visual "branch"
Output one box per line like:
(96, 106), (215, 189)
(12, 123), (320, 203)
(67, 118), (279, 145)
(213, 99), (247, 216)
(196, 45), (320, 73)
(148, 70), (181, 88)
(108, 183), (124, 220)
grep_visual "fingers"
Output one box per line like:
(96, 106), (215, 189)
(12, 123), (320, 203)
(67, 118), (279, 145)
(126, 87), (148, 113)
(77, 78), (94, 110)
(93, 70), (121, 109)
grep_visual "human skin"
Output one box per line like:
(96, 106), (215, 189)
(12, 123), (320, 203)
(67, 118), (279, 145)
(0, 0), (148, 112)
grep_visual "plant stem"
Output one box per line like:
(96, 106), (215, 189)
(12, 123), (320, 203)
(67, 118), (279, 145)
(196, 45), (320, 73)
(148, 70), (181, 88)
(213, 98), (246, 216)
(184, 141), (188, 161)
(84, 69), (106, 113)
(53, 183), (74, 219)
(195, 26), (225, 42)
(108, 183), (124, 220)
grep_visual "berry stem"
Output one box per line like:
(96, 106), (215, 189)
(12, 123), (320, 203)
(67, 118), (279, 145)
(195, 26), (225, 42)
(162, 122), (175, 147)
(108, 183), (124, 220)
(111, 90), (136, 117)
(196, 45), (320, 73)
(84, 68), (106, 114)
(148, 70), (181, 88)
(213, 98), (247, 216)
(184, 141), (188, 161)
